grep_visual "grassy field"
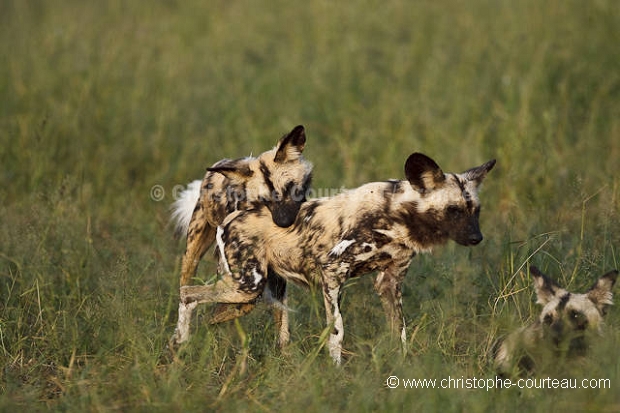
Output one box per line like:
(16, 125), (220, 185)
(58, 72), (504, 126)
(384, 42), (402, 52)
(2, 0), (620, 411)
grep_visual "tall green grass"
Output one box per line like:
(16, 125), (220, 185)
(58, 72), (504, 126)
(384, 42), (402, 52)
(1, 0), (619, 411)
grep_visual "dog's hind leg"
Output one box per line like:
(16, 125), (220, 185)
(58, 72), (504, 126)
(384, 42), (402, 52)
(374, 266), (409, 351)
(171, 224), (216, 346)
(179, 214), (217, 287)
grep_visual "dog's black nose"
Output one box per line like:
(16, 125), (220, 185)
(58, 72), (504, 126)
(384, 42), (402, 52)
(469, 233), (483, 245)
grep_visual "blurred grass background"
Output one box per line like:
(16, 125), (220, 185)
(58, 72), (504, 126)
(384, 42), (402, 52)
(1, 0), (619, 411)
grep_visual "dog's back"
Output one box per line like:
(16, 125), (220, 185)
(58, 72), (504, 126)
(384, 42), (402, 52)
(220, 163), (495, 287)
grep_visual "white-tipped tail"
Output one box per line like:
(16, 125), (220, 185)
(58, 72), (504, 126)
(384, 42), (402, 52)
(170, 180), (202, 237)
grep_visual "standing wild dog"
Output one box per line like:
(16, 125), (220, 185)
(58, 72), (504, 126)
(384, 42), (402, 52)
(494, 266), (618, 377)
(169, 125), (313, 345)
(178, 153), (496, 363)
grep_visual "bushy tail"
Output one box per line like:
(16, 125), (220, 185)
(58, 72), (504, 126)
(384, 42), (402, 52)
(170, 180), (201, 237)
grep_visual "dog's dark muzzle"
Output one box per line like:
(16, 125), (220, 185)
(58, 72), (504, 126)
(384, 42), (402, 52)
(270, 200), (303, 228)
(269, 184), (308, 227)
(463, 216), (484, 246)
(453, 221), (483, 246)
(468, 232), (483, 245)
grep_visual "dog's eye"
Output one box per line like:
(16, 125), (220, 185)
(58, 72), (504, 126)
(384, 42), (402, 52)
(543, 314), (553, 325)
(446, 206), (463, 217)
(569, 310), (589, 330)
(569, 310), (587, 326)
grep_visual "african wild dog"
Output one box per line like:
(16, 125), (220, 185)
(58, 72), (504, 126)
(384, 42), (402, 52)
(494, 265), (618, 377)
(169, 125), (313, 345)
(178, 153), (496, 363)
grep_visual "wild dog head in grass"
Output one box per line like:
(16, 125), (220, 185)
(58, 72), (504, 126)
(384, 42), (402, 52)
(494, 265), (618, 377)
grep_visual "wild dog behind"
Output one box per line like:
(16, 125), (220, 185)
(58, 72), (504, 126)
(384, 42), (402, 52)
(494, 265), (618, 377)
(179, 153), (496, 363)
(169, 125), (313, 345)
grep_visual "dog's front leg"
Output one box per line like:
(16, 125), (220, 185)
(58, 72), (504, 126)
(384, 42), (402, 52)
(180, 281), (261, 305)
(265, 272), (290, 348)
(171, 281), (262, 345)
(374, 266), (408, 351)
(323, 283), (344, 365)
(208, 270), (291, 348)
(209, 302), (257, 324)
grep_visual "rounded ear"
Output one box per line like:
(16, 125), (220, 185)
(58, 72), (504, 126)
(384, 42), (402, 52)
(274, 125), (306, 163)
(587, 270), (618, 313)
(404, 153), (445, 193)
(530, 266), (565, 305)
(207, 158), (253, 180)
